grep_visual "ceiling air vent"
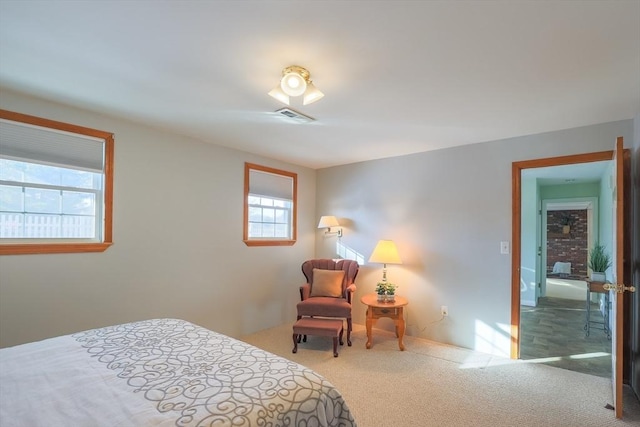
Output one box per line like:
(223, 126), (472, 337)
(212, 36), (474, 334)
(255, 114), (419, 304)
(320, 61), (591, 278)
(274, 107), (315, 124)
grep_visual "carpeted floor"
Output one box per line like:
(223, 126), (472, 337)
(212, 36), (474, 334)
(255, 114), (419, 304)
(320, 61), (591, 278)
(242, 323), (640, 427)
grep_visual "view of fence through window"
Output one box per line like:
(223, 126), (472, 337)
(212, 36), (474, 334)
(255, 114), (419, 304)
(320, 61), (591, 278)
(0, 159), (102, 239)
(247, 195), (292, 239)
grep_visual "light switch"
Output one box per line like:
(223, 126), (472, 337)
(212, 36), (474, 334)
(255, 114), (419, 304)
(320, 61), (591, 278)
(500, 241), (510, 254)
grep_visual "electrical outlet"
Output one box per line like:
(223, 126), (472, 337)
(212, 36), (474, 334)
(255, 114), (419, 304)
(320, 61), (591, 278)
(441, 306), (449, 317)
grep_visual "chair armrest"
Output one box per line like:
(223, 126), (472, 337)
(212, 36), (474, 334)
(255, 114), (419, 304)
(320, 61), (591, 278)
(345, 284), (356, 303)
(300, 283), (311, 301)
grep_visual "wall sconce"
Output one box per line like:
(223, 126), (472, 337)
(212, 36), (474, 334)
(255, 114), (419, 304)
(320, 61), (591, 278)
(368, 240), (402, 283)
(318, 215), (342, 237)
(268, 65), (324, 106)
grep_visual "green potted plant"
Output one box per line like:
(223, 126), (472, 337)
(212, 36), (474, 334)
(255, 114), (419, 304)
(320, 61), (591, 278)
(375, 282), (396, 302)
(375, 282), (387, 301)
(588, 242), (612, 282)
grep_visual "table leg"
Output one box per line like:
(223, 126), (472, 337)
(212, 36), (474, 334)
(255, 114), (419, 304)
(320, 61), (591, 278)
(397, 308), (405, 351)
(584, 289), (591, 337)
(365, 309), (373, 349)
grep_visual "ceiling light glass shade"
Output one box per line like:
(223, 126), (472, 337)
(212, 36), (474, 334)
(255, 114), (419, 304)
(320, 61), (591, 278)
(268, 85), (290, 105)
(318, 215), (340, 228)
(281, 72), (307, 96)
(303, 82), (324, 105)
(369, 240), (402, 265)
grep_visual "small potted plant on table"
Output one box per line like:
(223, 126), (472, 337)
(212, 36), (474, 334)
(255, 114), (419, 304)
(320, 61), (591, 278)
(375, 282), (397, 302)
(588, 242), (611, 282)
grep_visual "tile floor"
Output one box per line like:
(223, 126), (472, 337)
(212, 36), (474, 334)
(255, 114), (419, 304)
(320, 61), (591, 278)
(520, 296), (611, 378)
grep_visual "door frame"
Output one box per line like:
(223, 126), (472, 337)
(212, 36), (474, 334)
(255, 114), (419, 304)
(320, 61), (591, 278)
(511, 150), (615, 359)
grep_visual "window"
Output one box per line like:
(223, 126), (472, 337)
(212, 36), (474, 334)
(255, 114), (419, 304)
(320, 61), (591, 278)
(0, 109), (114, 255)
(243, 163), (297, 246)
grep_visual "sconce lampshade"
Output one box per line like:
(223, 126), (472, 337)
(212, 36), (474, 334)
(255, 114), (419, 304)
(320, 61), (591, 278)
(318, 215), (340, 229)
(369, 240), (402, 265)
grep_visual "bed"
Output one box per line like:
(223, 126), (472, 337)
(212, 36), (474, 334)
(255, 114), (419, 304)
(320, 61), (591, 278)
(0, 318), (356, 426)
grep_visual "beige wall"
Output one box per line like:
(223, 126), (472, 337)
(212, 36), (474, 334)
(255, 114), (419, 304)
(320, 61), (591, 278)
(0, 89), (316, 348)
(316, 120), (634, 357)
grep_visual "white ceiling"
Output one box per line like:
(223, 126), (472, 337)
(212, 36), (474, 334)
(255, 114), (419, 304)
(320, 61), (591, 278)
(0, 1), (638, 169)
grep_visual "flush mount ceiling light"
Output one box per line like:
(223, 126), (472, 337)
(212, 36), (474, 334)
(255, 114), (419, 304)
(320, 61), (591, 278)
(268, 65), (324, 106)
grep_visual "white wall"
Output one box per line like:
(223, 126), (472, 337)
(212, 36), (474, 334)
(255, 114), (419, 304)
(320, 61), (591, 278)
(316, 120), (633, 357)
(0, 89), (317, 348)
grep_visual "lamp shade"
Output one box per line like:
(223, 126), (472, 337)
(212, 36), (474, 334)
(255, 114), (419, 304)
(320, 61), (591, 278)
(281, 72), (307, 96)
(268, 85), (290, 105)
(303, 82), (324, 105)
(318, 215), (340, 228)
(369, 240), (402, 265)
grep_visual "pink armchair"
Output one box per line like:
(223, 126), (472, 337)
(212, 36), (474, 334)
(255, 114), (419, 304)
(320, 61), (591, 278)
(297, 259), (359, 346)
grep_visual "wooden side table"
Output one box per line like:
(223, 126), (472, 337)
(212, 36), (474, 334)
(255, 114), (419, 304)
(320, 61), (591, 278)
(360, 293), (408, 351)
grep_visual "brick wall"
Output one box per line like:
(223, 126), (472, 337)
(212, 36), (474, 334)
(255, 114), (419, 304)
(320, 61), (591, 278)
(547, 209), (588, 277)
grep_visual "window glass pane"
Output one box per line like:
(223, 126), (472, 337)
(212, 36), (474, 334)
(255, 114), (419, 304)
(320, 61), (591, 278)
(262, 208), (275, 223)
(273, 199), (287, 208)
(248, 222), (261, 238)
(24, 163), (61, 186)
(262, 223), (275, 237)
(0, 213), (23, 238)
(24, 214), (62, 238)
(0, 185), (23, 212)
(249, 206), (262, 222)
(0, 159), (23, 181)
(260, 197), (274, 207)
(62, 191), (95, 215)
(25, 188), (60, 214)
(0, 158), (99, 190)
(61, 215), (95, 238)
(61, 169), (100, 189)
(275, 224), (288, 237)
(275, 209), (287, 223)
(248, 195), (261, 205)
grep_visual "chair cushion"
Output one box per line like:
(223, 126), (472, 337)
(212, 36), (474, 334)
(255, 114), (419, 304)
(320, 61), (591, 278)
(297, 297), (351, 318)
(310, 268), (345, 297)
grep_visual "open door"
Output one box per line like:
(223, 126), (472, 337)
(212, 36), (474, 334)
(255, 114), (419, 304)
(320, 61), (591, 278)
(604, 136), (636, 418)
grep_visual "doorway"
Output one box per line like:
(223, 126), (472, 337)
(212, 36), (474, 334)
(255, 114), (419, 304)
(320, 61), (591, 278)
(510, 150), (615, 362)
(517, 162), (612, 377)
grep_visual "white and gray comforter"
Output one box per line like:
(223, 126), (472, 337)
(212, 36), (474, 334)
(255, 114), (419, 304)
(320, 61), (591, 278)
(0, 318), (356, 426)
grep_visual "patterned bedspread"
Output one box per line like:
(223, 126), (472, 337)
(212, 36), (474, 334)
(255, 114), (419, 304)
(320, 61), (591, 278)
(0, 318), (356, 427)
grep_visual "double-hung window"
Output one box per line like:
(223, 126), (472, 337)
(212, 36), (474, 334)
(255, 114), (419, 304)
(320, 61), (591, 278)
(0, 110), (114, 255)
(243, 163), (297, 246)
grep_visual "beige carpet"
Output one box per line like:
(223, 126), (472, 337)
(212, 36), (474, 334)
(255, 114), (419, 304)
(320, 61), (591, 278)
(242, 323), (640, 427)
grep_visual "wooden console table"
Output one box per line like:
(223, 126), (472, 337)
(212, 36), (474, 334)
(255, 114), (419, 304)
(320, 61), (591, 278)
(361, 293), (408, 351)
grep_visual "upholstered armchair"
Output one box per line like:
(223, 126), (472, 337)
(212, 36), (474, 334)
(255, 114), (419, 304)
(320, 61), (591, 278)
(297, 259), (359, 346)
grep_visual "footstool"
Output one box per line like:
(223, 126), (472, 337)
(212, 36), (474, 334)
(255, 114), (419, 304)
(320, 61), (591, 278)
(292, 318), (344, 357)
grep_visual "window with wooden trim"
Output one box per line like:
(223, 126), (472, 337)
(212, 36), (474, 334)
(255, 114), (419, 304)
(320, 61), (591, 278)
(0, 109), (114, 255)
(243, 163), (297, 246)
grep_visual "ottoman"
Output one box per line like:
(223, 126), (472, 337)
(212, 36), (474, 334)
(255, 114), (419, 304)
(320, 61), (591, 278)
(292, 317), (344, 357)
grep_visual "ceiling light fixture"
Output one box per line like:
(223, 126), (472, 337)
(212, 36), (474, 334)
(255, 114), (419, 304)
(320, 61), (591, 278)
(268, 65), (324, 106)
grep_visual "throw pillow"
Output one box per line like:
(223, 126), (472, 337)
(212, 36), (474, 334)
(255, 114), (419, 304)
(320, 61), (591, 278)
(310, 268), (345, 298)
